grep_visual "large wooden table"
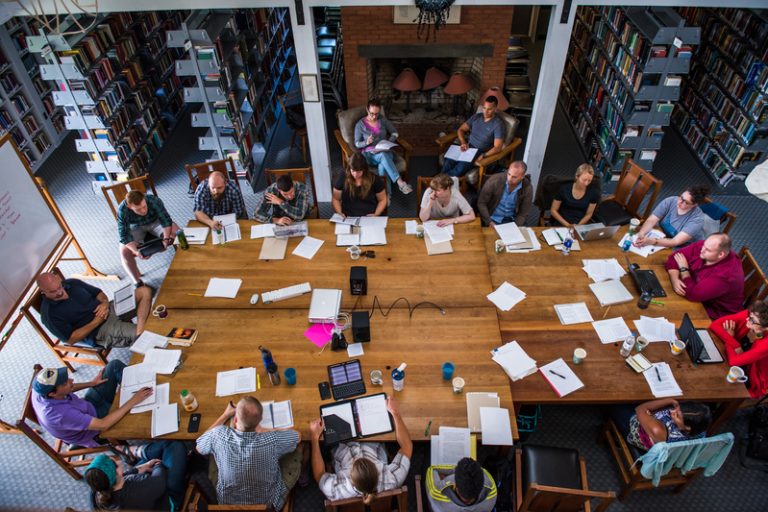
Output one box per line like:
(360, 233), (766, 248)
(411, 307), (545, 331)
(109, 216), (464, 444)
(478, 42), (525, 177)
(107, 219), (516, 441)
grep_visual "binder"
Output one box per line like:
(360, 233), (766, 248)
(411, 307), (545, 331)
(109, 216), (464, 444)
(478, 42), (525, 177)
(320, 393), (393, 445)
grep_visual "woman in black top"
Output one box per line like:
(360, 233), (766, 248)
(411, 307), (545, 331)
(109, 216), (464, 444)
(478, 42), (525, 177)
(550, 163), (600, 227)
(332, 152), (387, 217)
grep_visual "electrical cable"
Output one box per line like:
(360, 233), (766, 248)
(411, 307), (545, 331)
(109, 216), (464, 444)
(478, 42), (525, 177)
(368, 295), (446, 320)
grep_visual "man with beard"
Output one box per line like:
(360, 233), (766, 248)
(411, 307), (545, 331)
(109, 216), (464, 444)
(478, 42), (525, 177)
(193, 171), (247, 230)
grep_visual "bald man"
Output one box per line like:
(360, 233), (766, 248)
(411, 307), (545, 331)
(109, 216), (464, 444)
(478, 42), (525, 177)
(193, 171), (247, 230)
(197, 397), (301, 507)
(36, 272), (151, 348)
(665, 233), (745, 320)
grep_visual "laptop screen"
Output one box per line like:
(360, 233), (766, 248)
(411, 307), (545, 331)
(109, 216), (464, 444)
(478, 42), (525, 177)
(329, 360), (363, 386)
(679, 313), (703, 363)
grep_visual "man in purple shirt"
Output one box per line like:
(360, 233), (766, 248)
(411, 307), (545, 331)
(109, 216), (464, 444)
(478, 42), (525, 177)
(31, 362), (152, 447)
(665, 233), (744, 320)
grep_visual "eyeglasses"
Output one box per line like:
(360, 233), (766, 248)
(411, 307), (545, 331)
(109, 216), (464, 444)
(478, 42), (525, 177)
(747, 316), (767, 327)
(678, 195), (695, 206)
(367, 111), (380, 118)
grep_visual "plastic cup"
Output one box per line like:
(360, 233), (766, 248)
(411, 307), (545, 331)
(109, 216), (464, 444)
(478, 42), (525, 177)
(629, 218), (640, 236)
(415, 225), (425, 239)
(284, 367), (297, 385)
(669, 339), (686, 355)
(452, 377), (465, 393)
(635, 336), (649, 352)
(442, 362), (455, 381)
(495, 239), (505, 253)
(726, 366), (748, 383)
(370, 370), (383, 386)
(573, 348), (587, 364)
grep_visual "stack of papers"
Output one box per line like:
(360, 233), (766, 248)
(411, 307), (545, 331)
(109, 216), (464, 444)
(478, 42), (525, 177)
(274, 221), (308, 238)
(336, 227), (387, 246)
(423, 221), (454, 244)
(259, 400), (294, 429)
(216, 367), (257, 396)
(130, 330), (168, 355)
(487, 281), (526, 311)
(542, 227), (571, 246)
(589, 280), (633, 306)
(582, 259), (626, 282)
(592, 317), (632, 344)
(493, 222), (525, 246)
(204, 278), (242, 298)
(504, 227), (541, 253)
(491, 341), (537, 381)
(143, 348), (182, 374)
(404, 220), (418, 235)
(430, 426), (471, 465)
(644, 362), (683, 397)
(554, 302), (594, 325)
(211, 213), (241, 244)
(634, 316), (676, 342)
(466, 392), (500, 432)
(539, 358), (585, 397)
(119, 364), (156, 411)
(617, 229), (666, 258)
(178, 226), (209, 245)
(132, 383), (170, 414)
(151, 403), (178, 438)
(479, 407), (514, 446)
(251, 224), (276, 239)
(292, 236), (324, 259)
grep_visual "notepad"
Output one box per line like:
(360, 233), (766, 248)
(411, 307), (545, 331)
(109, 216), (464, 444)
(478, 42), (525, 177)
(259, 237), (288, 259)
(251, 224), (276, 239)
(130, 330), (168, 355)
(292, 236), (324, 259)
(542, 227), (570, 246)
(554, 302), (594, 325)
(493, 222), (525, 246)
(119, 363), (156, 411)
(405, 220), (418, 235)
(211, 213), (241, 244)
(216, 367), (257, 396)
(204, 278), (242, 298)
(540, 358), (584, 397)
(466, 392), (500, 432)
(479, 407), (514, 445)
(113, 283), (136, 316)
(151, 403), (178, 438)
(589, 279), (633, 306)
(445, 145), (478, 162)
(592, 317), (632, 344)
(259, 400), (294, 429)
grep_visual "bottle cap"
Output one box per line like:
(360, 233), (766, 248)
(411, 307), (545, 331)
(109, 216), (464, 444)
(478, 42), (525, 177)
(181, 389), (188, 396)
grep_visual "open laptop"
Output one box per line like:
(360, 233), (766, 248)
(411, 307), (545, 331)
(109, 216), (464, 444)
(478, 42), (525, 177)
(575, 223), (620, 241)
(625, 257), (667, 298)
(679, 313), (724, 365)
(327, 359), (366, 400)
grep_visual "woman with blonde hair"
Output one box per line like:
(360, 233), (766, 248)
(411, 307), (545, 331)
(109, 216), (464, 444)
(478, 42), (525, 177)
(419, 173), (476, 226)
(550, 163), (600, 227)
(332, 152), (387, 218)
(309, 397), (412, 503)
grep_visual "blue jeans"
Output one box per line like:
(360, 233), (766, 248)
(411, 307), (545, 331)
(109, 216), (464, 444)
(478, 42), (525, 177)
(364, 151), (399, 184)
(85, 359), (125, 418)
(142, 440), (189, 508)
(442, 157), (473, 177)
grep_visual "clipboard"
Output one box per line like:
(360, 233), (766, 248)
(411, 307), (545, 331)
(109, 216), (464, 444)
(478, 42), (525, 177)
(320, 392), (394, 445)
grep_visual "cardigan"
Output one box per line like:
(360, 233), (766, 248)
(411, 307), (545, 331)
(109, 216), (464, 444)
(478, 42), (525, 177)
(637, 432), (734, 486)
(710, 309), (768, 398)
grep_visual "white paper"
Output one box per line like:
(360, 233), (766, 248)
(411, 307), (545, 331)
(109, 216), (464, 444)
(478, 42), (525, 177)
(634, 316), (677, 342)
(181, 226), (209, 245)
(423, 220), (454, 236)
(487, 281), (526, 311)
(592, 317), (632, 344)
(260, 400), (294, 429)
(204, 278), (242, 299)
(119, 364), (156, 410)
(335, 223), (352, 235)
(493, 222), (525, 245)
(142, 348), (182, 375)
(445, 145), (478, 163)
(292, 236), (324, 259)
(132, 383), (169, 414)
(251, 224), (276, 239)
(347, 343), (365, 357)
(336, 233), (360, 246)
(358, 216), (388, 229)
(589, 280), (633, 306)
(130, 330), (168, 355)
(113, 284), (136, 316)
(582, 259), (626, 282)
(330, 214), (359, 226)
(359, 227), (387, 246)
(405, 220), (418, 235)
(644, 362), (683, 397)
(356, 394), (392, 436)
(466, 392), (500, 432)
(618, 230), (666, 258)
(321, 402), (357, 438)
(211, 213), (241, 243)
(436, 426), (471, 465)
(542, 228), (570, 246)
(215, 367), (257, 397)
(554, 302), (594, 325)
(491, 340), (538, 381)
(540, 358), (585, 397)
(424, 221), (454, 244)
(151, 403), (178, 438)
(479, 407), (514, 446)
(374, 140), (398, 151)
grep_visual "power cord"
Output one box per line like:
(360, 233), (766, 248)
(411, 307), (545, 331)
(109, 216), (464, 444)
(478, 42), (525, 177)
(367, 295), (446, 320)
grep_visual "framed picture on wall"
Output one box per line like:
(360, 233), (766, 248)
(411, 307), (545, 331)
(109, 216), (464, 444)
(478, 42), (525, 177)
(300, 74), (320, 103)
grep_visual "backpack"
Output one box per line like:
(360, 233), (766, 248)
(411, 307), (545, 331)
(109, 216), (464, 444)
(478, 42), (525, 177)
(746, 394), (768, 461)
(482, 455), (514, 512)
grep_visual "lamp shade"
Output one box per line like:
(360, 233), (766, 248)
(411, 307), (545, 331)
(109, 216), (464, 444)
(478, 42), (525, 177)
(422, 66), (449, 90)
(392, 68), (422, 92)
(478, 86), (509, 111)
(443, 72), (473, 95)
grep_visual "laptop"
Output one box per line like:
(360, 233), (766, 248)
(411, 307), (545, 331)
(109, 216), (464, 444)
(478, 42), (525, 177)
(625, 257), (667, 298)
(138, 237), (165, 257)
(327, 359), (366, 400)
(575, 223), (620, 241)
(679, 313), (724, 365)
(308, 289), (342, 323)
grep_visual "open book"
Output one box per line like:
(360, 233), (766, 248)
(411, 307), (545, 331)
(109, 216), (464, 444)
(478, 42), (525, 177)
(320, 393), (393, 445)
(259, 400), (294, 429)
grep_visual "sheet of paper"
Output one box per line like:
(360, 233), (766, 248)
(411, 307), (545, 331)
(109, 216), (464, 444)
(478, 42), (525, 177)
(423, 220), (454, 236)
(487, 281), (526, 311)
(204, 278), (242, 298)
(542, 227), (570, 246)
(321, 402), (357, 438)
(445, 145), (478, 163)
(356, 394), (392, 436)
(142, 348), (182, 374)
(466, 392), (500, 432)
(336, 233), (360, 246)
(113, 284), (136, 316)
(539, 358), (585, 397)
(335, 223), (352, 235)
(181, 226), (209, 244)
(618, 230), (667, 258)
(479, 407), (514, 445)
(374, 140), (398, 151)
(437, 426), (471, 465)
(493, 222), (525, 245)
(119, 363), (156, 410)
(359, 227), (387, 246)
(304, 323), (333, 348)
(359, 216), (388, 229)
(292, 236), (324, 259)
(592, 317), (632, 344)
(330, 213), (359, 226)
(215, 367), (257, 397)
(259, 236), (288, 259)
(634, 316), (676, 342)
(251, 224), (276, 239)
(424, 223), (453, 244)
(130, 330), (168, 355)
(582, 259), (626, 282)
(644, 362), (683, 397)
(131, 383), (169, 414)
(405, 220), (418, 235)
(554, 302), (594, 325)
(151, 403), (178, 438)
(347, 343), (365, 357)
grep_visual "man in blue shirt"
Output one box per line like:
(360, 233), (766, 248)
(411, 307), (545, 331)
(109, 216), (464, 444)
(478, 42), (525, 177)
(193, 171), (247, 230)
(441, 96), (505, 178)
(477, 160), (532, 226)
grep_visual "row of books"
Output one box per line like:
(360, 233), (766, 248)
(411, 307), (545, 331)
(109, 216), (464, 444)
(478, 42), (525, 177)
(0, 109), (14, 129)
(32, 132), (50, 154)
(0, 71), (19, 94)
(21, 114), (39, 134)
(10, 94), (29, 116)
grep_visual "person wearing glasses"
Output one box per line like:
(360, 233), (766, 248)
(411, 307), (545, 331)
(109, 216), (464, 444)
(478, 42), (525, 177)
(354, 98), (412, 195)
(441, 96), (504, 179)
(332, 152), (388, 218)
(634, 185), (710, 248)
(710, 301), (768, 398)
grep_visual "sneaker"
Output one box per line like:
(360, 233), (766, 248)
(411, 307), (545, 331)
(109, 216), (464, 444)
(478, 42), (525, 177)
(398, 182), (413, 195)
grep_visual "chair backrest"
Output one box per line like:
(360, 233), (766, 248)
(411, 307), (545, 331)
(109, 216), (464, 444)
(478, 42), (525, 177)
(324, 486), (408, 512)
(613, 159), (663, 221)
(101, 175), (158, 220)
(184, 158), (241, 193)
(519, 483), (615, 512)
(265, 167), (319, 219)
(23, 267), (65, 318)
(534, 175), (573, 211)
(415, 176), (469, 216)
(637, 432), (735, 485)
(183, 479), (274, 511)
(740, 246), (768, 306)
(336, 105), (391, 147)
(701, 197), (737, 235)
(470, 108), (519, 147)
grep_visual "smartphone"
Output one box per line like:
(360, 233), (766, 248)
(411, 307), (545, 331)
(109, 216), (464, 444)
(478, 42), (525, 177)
(188, 413), (201, 433)
(318, 381), (331, 400)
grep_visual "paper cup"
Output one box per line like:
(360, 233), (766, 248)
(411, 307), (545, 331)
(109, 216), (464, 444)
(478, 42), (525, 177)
(726, 366), (748, 383)
(635, 336), (649, 352)
(573, 348), (587, 364)
(669, 339), (686, 355)
(495, 239), (505, 253)
(452, 377), (465, 393)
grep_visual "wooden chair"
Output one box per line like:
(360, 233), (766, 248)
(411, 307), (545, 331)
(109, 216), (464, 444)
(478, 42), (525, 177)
(436, 110), (522, 188)
(323, 485), (408, 512)
(596, 159), (662, 226)
(0, 418), (19, 434)
(740, 246), (768, 306)
(101, 175), (158, 220)
(533, 175), (602, 226)
(334, 105), (413, 183)
(415, 175), (470, 216)
(277, 91), (308, 163)
(182, 479), (279, 511)
(515, 445), (615, 512)
(701, 197), (737, 234)
(265, 167), (319, 219)
(184, 157), (241, 194)
(16, 364), (113, 480)
(21, 267), (110, 371)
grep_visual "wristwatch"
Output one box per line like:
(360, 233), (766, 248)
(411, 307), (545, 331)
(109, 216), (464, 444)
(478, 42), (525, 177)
(679, 266), (689, 273)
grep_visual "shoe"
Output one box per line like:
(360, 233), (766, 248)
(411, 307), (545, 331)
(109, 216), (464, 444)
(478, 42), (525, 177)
(135, 280), (145, 289)
(398, 182), (413, 195)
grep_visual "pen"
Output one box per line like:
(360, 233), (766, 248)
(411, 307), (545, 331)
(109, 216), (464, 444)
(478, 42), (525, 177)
(651, 300), (665, 306)
(556, 230), (564, 242)
(549, 369), (566, 379)
(655, 367), (662, 382)
(424, 420), (432, 437)
(257, 373), (261, 390)
(187, 293), (203, 297)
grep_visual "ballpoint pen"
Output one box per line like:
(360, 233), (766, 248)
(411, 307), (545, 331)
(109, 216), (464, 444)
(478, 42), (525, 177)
(655, 366), (662, 382)
(549, 369), (566, 379)
(424, 420), (432, 437)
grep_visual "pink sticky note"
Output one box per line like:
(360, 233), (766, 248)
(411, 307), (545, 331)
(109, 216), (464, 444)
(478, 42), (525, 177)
(304, 323), (333, 348)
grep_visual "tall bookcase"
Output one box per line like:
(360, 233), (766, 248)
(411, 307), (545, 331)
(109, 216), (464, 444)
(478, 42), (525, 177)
(0, 17), (68, 169)
(674, 8), (768, 186)
(171, 8), (297, 186)
(560, 6), (699, 178)
(27, 10), (189, 185)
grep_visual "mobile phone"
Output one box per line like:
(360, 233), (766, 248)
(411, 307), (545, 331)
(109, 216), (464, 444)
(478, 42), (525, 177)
(188, 413), (201, 433)
(318, 381), (331, 400)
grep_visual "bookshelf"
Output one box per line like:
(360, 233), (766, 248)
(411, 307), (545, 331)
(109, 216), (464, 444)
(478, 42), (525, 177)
(559, 6), (699, 178)
(674, 7), (768, 186)
(27, 10), (189, 185)
(170, 8), (297, 186)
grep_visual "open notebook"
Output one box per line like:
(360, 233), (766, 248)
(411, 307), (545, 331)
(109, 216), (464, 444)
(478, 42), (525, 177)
(320, 393), (393, 445)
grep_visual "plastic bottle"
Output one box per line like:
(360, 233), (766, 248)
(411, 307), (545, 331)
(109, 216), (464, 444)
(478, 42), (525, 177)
(176, 229), (189, 250)
(561, 230), (574, 256)
(620, 336), (635, 358)
(392, 362), (407, 391)
(267, 362), (281, 385)
(180, 389), (198, 412)
(216, 228), (225, 246)
(621, 237), (632, 252)
(259, 346), (274, 370)
(637, 291), (652, 309)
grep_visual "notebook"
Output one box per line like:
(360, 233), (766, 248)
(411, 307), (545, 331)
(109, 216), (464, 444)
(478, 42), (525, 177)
(425, 235), (453, 255)
(588, 280), (633, 306)
(259, 237), (288, 260)
(539, 358), (584, 397)
(320, 393), (393, 445)
(151, 403), (178, 438)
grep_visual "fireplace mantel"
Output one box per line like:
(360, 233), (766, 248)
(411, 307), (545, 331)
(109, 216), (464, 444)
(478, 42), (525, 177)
(358, 44), (493, 59)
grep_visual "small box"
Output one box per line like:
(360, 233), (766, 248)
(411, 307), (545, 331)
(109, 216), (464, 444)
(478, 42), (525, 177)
(351, 311), (371, 343)
(350, 266), (367, 296)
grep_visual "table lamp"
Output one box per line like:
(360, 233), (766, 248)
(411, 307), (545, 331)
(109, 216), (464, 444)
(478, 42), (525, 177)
(443, 72), (473, 116)
(392, 68), (422, 114)
(479, 86), (510, 111)
(422, 66), (449, 112)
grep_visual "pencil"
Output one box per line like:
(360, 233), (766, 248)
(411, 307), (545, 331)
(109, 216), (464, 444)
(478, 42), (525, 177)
(257, 373), (261, 390)
(187, 293), (203, 297)
(424, 420), (432, 437)
(602, 306), (611, 319)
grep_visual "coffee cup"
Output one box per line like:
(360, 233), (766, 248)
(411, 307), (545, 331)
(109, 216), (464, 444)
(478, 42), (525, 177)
(348, 245), (361, 260)
(726, 366), (748, 384)
(629, 218), (640, 236)
(415, 225), (425, 239)
(573, 348), (587, 364)
(669, 339), (686, 355)
(452, 377), (465, 393)
(152, 305), (167, 318)
(635, 336), (649, 352)
(495, 239), (505, 254)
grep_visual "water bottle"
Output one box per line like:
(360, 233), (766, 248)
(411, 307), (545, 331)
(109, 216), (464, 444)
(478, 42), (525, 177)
(267, 362), (281, 385)
(561, 230), (574, 256)
(620, 336), (635, 357)
(176, 229), (189, 250)
(216, 228), (225, 246)
(392, 362), (407, 391)
(637, 291), (652, 309)
(179, 389), (198, 412)
(259, 345), (274, 370)
(621, 237), (632, 252)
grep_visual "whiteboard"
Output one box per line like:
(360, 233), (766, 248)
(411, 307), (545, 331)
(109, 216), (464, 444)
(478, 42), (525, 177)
(0, 136), (66, 329)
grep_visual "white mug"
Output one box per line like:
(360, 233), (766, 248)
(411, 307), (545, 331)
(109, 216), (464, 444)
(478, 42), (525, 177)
(669, 339), (686, 355)
(635, 336), (649, 352)
(347, 245), (361, 260)
(495, 239), (505, 253)
(726, 366), (748, 384)
(573, 348), (587, 365)
(452, 377), (465, 393)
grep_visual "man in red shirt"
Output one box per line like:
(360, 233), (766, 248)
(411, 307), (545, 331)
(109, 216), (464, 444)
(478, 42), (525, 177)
(664, 233), (744, 320)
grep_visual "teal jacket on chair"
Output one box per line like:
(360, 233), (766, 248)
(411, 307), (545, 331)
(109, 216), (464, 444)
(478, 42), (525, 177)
(637, 432), (734, 486)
